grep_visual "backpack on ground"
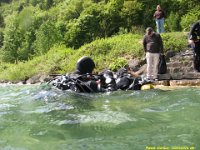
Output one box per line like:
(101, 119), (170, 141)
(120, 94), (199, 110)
(158, 54), (167, 74)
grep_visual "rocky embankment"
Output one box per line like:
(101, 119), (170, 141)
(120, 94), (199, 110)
(159, 49), (200, 86)
(25, 49), (200, 87)
(128, 49), (200, 87)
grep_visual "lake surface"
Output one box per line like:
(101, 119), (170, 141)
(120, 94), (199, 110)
(0, 84), (199, 150)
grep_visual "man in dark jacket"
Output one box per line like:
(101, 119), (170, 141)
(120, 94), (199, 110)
(143, 27), (163, 80)
(188, 21), (200, 72)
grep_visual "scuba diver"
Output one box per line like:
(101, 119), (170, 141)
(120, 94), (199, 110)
(74, 56), (96, 75)
(50, 57), (153, 93)
(51, 56), (117, 92)
(53, 56), (100, 92)
(188, 20), (200, 72)
(73, 56), (117, 92)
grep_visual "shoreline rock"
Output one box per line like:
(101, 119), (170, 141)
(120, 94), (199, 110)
(128, 49), (200, 87)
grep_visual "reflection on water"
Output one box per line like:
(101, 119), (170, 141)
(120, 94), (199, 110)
(0, 84), (199, 150)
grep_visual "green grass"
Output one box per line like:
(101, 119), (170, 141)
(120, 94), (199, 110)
(0, 32), (188, 82)
(0, 45), (75, 81)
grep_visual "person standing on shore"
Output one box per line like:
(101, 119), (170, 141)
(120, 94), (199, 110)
(188, 21), (200, 72)
(143, 27), (164, 80)
(153, 4), (165, 33)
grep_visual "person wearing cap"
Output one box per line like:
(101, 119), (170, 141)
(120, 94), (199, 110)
(143, 27), (164, 80)
(153, 4), (165, 33)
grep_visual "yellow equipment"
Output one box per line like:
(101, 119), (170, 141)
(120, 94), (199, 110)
(141, 84), (154, 90)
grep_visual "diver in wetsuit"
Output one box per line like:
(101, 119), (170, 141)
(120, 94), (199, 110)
(188, 21), (200, 72)
(71, 56), (99, 92)
(51, 56), (98, 92)
(75, 56), (117, 92)
(51, 57), (153, 92)
(74, 56), (96, 75)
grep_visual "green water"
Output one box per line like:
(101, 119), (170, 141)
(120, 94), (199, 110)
(0, 84), (199, 150)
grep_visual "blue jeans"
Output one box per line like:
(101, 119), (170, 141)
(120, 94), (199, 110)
(156, 18), (164, 33)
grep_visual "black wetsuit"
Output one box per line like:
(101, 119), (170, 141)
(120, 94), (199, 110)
(189, 21), (200, 72)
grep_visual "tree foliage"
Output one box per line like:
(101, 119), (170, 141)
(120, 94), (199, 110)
(180, 6), (200, 31)
(165, 12), (181, 32)
(34, 20), (62, 55)
(2, 14), (20, 63)
(2, 7), (41, 62)
(29, 0), (54, 10)
(120, 0), (143, 31)
(0, 13), (4, 28)
(0, 0), (199, 63)
(0, 31), (3, 48)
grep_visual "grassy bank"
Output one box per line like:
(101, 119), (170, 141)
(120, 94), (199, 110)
(0, 32), (188, 82)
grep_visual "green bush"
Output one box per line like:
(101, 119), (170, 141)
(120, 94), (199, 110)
(0, 31), (3, 48)
(0, 45), (74, 81)
(0, 13), (4, 27)
(165, 12), (181, 32)
(34, 20), (63, 55)
(0, 32), (188, 82)
(180, 6), (200, 31)
(120, 0), (143, 30)
(161, 32), (188, 52)
(1, 0), (195, 65)
(109, 58), (127, 71)
(1, 7), (43, 63)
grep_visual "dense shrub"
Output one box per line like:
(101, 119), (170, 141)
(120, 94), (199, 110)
(0, 32), (188, 81)
(1, 8), (38, 63)
(34, 20), (63, 55)
(165, 12), (181, 32)
(0, 14), (4, 27)
(120, 0), (143, 31)
(0, 45), (74, 81)
(64, 4), (102, 48)
(0, 0), (198, 81)
(0, 31), (3, 48)
(180, 6), (200, 31)
(161, 32), (188, 52)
